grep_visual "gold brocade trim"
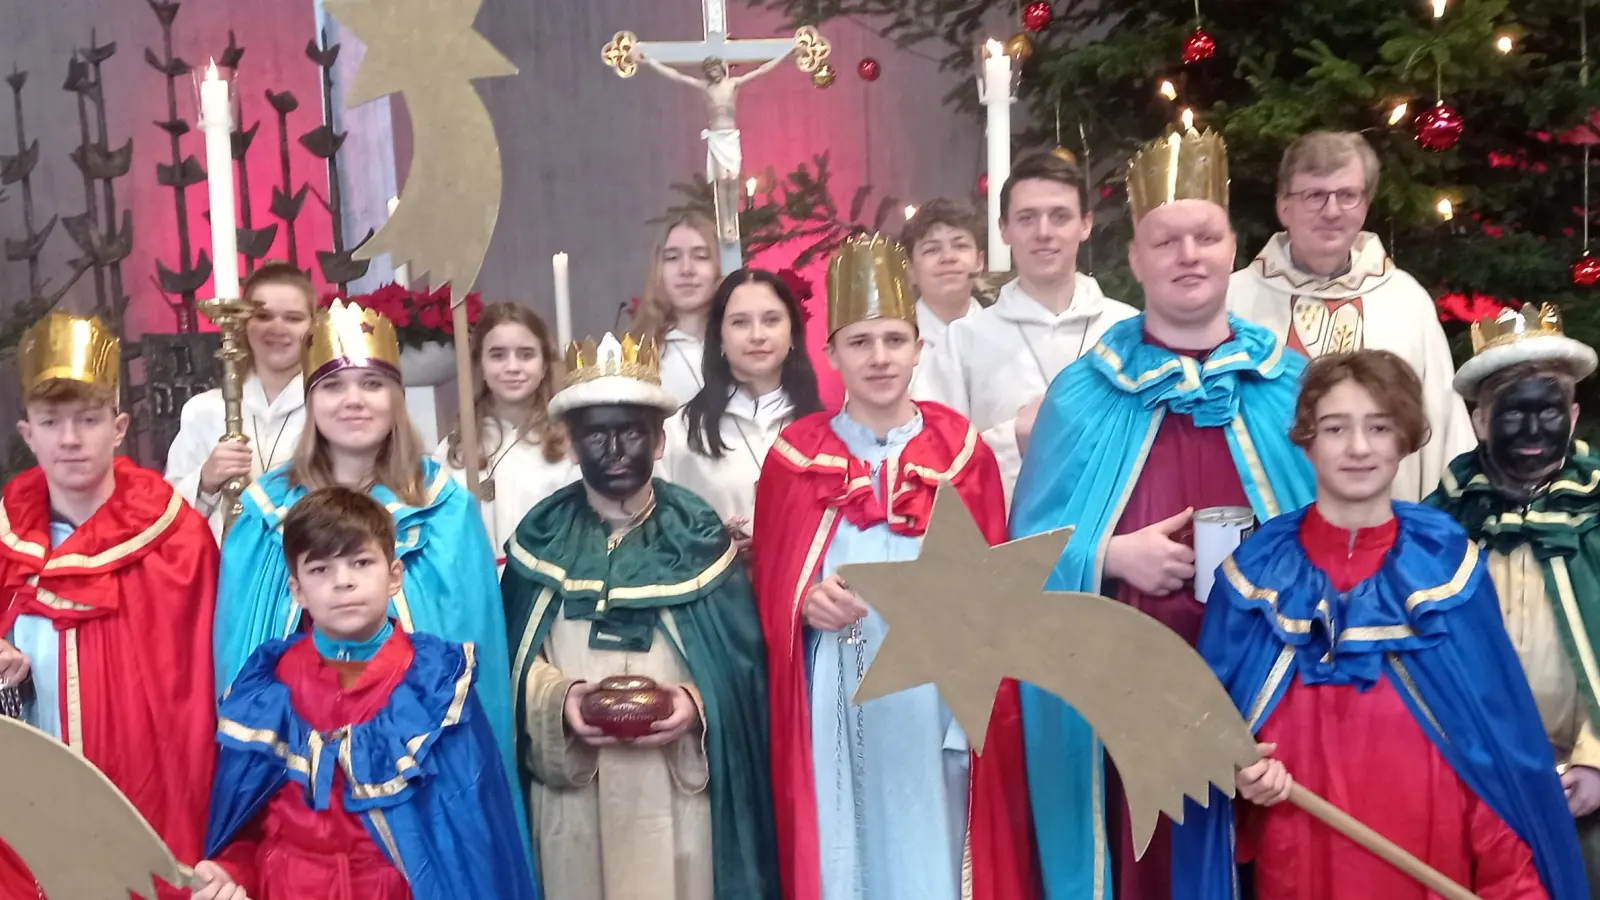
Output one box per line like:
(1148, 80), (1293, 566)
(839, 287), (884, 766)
(367, 808), (409, 880)
(0, 502), (48, 560)
(1091, 740), (1105, 900)
(1177, 357), (1201, 392)
(1093, 343), (1182, 391)
(64, 627), (81, 752)
(790, 510), (840, 662)
(1495, 508), (1597, 529)
(506, 544), (607, 595)
(884, 450), (906, 529)
(347, 644), (476, 801)
(1551, 557), (1600, 718)
(383, 466), (451, 516)
(217, 717), (315, 778)
(959, 827), (973, 900)
(391, 586), (415, 633)
(1204, 350), (1251, 370)
(42, 492), (184, 572)
(1387, 654), (1447, 741)
(901, 424), (979, 485)
(1092, 412), (1165, 594)
(33, 586), (93, 612)
(506, 539), (737, 609)
(1247, 645), (1295, 731)
(769, 435), (851, 472)
(1252, 243), (1391, 295)
(1404, 542), (1478, 612)
(512, 586), (558, 690)
(1228, 417), (1279, 519)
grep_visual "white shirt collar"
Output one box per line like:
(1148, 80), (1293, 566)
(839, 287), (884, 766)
(727, 386), (792, 426)
(242, 373), (305, 419)
(916, 297), (983, 346)
(995, 272), (1108, 325)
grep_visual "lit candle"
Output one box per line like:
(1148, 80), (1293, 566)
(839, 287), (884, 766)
(746, 177), (758, 198)
(1181, 107), (1195, 130)
(904, 204), (918, 220)
(388, 197), (409, 287)
(552, 252), (573, 347)
(981, 39), (1012, 272)
(199, 61), (240, 300)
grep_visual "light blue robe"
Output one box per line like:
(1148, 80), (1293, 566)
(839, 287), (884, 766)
(807, 409), (970, 900)
(1010, 315), (1316, 899)
(212, 456), (529, 849)
(10, 520), (73, 736)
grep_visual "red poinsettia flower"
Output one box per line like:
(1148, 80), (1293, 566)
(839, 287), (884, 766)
(1436, 292), (1510, 324)
(775, 267), (816, 324)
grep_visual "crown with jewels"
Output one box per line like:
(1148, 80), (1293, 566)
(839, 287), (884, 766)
(827, 232), (916, 336)
(564, 332), (662, 387)
(303, 300), (402, 390)
(1126, 128), (1230, 222)
(18, 313), (120, 396)
(1471, 302), (1566, 354)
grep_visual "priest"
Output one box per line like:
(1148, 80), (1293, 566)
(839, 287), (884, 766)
(1227, 130), (1474, 500)
(1176, 349), (1586, 899)
(503, 331), (777, 900)
(1427, 302), (1600, 890)
(753, 233), (1036, 900)
(0, 314), (218, 899)
(1010, 129), (1316, 900)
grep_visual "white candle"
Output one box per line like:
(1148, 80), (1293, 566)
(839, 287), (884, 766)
(388, 197), (410, 287)
(552, 252), (573, 347)
(981, 40), (1012, 272)
(199, 61), (240, 300)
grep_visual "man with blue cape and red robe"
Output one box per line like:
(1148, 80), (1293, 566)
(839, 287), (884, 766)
(1009, 128), (1316, 899)
(1173, 349), (1585, 899)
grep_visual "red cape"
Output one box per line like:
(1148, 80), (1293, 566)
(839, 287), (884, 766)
(0, 458), (217, 899)
(750, 402), (1039, 900)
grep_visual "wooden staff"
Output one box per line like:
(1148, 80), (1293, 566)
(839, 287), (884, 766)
(1289, 785), (1479, 900)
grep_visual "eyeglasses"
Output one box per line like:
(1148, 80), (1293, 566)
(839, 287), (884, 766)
(1284, 188), (1368, 211)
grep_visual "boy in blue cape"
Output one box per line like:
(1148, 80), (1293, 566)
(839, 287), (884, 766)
(1174, 350), (1585, 899)
(191, 487), (538, 900)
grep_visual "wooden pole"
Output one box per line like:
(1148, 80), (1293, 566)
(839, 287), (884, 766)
(1288, 784), (1480, 900)
(452, 301), (480, 496)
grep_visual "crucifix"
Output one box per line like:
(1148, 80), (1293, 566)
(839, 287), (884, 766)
(603, 3), (831, 274)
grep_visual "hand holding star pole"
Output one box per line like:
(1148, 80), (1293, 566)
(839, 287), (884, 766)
(841, 485), (1481, 900)
(322, 0), (518, 498)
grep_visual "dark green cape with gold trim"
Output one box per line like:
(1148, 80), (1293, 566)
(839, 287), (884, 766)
(1426, 442), (1600, 724)
(502, 479), (778, 899)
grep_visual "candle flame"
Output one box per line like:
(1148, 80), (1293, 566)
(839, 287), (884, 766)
(905, 204), (919, 220)
(1388, 101), (1409, 125)
(1180, 108), (1195, 130)
(1159, 80), (1177, 101)
(1436, 197), (1454, 220)
(1431, 0), (1446, 18)
(985, 38), (1005, 57)
(206, 58), (219, 79)
(1496, 34), (1514, 53)
(746, 177), (758, 197)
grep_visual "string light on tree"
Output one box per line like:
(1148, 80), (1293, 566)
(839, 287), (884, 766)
(1496, 34), (1515, 54)
(1159, 79), (1178, 101)
(1436, 197), (1454, 221)
(1572, 3), (1595, 285)
(1022, 1), (1053, 32)
(1431, 0), (1447, 18)
(1388, 100), (1409, 125)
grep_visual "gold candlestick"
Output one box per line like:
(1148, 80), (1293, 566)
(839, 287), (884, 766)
(198, 296), (262, 536)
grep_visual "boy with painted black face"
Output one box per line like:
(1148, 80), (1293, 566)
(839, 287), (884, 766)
(1427, 303), (1600, 891)
(501, 333), (777, 900)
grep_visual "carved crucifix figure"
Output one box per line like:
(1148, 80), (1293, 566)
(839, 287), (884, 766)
(603, 0), (830, 273)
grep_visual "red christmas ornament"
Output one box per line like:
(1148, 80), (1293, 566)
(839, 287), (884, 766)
(1572, 254), (1600, 286)
(1181, 28), (1216, 64)
(1022, 0), (1053, 32)
(977, 173), (989, 195)
(1415, 104), (1464, 152)
(857, 58), (881, 82)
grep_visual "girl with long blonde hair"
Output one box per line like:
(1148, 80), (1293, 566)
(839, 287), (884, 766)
(632, 211), (721, 406)
(213, 301), (530, 853)
(434, 302), (576, 568)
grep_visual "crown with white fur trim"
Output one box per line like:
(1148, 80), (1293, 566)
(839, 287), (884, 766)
(1453, 303), (1598, 400)
(548, 332), (679, 416)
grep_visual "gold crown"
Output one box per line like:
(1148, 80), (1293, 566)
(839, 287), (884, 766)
(1126, 128), (1230, 222)
(18, 313), (120, 395)
(564, 332), (662, 387)
(827, 233), (916, 336)
(1471, 303), (1567, 354)
(303, 300), (402, 388)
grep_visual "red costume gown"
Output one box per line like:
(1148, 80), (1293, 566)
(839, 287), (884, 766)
(751, 401), (1040, 900)
(1234, 507), (1546, 899)
(209, 631), (419, 900)
(0, 458), (217, 900)
(1104, 340), (1252, 900)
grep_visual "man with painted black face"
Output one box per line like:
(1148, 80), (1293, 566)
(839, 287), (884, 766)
(500, 332), (777, 900)
(1427, 303), (1600, 891)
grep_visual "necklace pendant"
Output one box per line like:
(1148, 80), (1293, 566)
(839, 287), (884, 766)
(479, 478), (496, 502)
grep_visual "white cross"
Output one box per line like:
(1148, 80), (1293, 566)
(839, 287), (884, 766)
(634, 0), (797, 67)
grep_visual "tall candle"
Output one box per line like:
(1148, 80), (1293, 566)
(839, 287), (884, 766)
(981, 40), (1012, 272)
(199, 61), (240, 299)
(388, 197), (410, 287)
(552, 252), (573, 347)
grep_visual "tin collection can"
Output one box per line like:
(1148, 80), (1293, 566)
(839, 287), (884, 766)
(1193, 506), (1256, 604)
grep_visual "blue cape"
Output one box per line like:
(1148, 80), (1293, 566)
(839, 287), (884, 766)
(204, 632), (540, 899)
(1171, 503), (1587, 899)
(213, 456), (528, 849)
(1009, 315), (1316, 899)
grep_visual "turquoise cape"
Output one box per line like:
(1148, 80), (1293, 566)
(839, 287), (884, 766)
(503, 479), (780, 899)
(1009, 314), (1315, 899)
(213, 456), (527, 849)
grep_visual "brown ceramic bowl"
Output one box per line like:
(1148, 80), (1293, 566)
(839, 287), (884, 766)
(581, 675), (675, 739)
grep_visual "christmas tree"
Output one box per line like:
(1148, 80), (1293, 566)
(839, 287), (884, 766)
(758, 0), (1600, 406)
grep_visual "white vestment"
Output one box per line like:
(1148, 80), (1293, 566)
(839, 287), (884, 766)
(164, 375), (306, 542)
(432, 421), (578, 571)
(911, 297), (983, 395)
(659, 387), (794, 524)
(914, 274), (1137, 503)
(1227, 231), (1475, 501)
(661, 329), (706, 409)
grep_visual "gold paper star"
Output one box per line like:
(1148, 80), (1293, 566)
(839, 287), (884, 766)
(841, 483), (1259, 857)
